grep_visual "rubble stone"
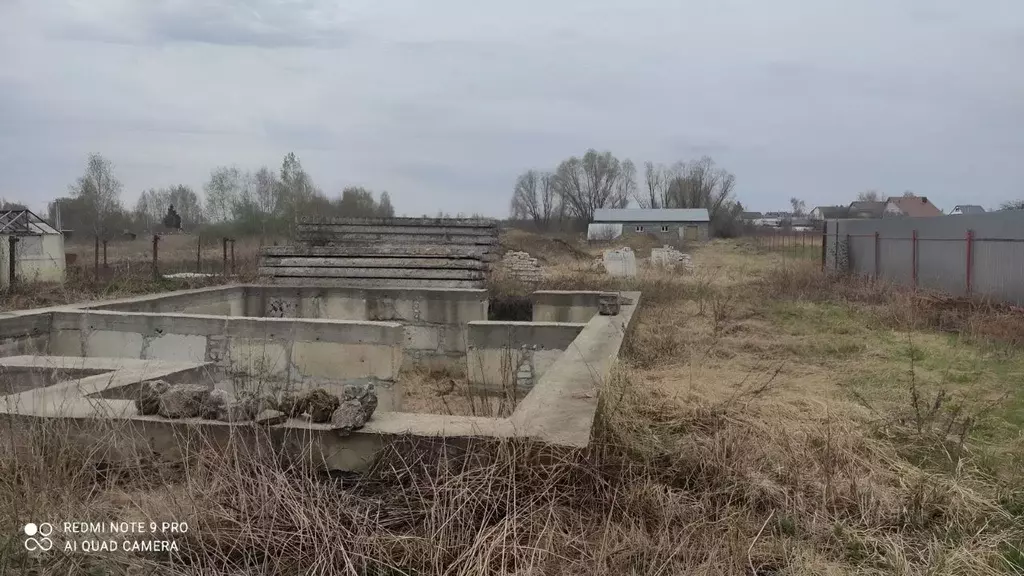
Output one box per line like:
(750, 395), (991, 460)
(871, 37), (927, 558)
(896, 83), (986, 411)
(500, 251), (544, 282)
(136, 380), (171, 416)
(254, 409), (288, 426)
(649, 245), (694, 273)
(157, 384), (212, 419)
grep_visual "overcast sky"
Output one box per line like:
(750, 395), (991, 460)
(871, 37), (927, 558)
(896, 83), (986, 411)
(1, 0), (1022, 216)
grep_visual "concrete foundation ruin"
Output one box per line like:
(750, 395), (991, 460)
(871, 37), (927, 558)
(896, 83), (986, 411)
(0, 221), (640, 470)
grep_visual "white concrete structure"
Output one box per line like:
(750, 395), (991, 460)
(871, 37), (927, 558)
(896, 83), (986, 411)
(0, 210), (66, 289)
(602, 248), (637, 277)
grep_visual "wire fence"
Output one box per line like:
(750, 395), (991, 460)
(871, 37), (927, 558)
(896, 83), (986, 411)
(64, 234), (260, 285)
(748, 229), (824, 261)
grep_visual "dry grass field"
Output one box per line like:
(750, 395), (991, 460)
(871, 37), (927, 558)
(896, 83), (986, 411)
(1, 233), (1023, 574)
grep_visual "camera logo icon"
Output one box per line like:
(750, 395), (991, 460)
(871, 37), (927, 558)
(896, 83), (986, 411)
(24, 523), (54, 552)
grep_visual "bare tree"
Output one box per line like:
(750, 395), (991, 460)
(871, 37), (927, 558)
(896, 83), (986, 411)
(69, 153), (123, 237)
(789, 197), (806, 216)
(1000, 200), (1024, 211)
(551, 150), (633, 221)
(510, 170), (542, 223)
(639, 162), (670, 209)
(857, 190), (882, 202)
(134, 185), (203, 231)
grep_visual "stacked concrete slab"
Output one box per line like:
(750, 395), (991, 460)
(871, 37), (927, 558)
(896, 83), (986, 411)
(260, 217), (499, 289)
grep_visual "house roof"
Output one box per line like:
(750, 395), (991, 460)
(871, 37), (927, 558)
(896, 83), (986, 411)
(811, 206), (848, 218)
(953, 204), (985, 214)
(592, 208), (710, 223)
(0, 209), (59, 235)
(886, 196), (942, 217)
(848, 201), (887, 218)
(740, 211), (763, 220)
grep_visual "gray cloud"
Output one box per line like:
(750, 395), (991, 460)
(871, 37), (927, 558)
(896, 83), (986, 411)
(0, 0), (1022, 216)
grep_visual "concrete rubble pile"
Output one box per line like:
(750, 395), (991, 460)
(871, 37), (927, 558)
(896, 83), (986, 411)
(649, 245), (694, 273)
(136, 379), (379, 432)
(501, 251), (544, 283)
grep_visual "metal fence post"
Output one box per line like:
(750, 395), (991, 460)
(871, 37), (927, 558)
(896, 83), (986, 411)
(8, 236), (18, 289)
(102, 239), (108, 270)
(152, 235), (160, 280)
(874, 231), (880, 279)
(94, 235), (100, 282)
(965, 229), (974, 296)
(196, 235), (202, 273)
(821, 222), (828, 270)
(911, 229), (918, 288)
(222, 237), (228, 274)
(230, 239), (236, 275)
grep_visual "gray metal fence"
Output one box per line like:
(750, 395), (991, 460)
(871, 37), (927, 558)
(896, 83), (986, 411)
(824, 211), (1024, 306)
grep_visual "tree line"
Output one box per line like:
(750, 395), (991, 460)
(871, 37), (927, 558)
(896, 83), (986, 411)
(509, 150), (746, 236)
(44, 152), (395, 240)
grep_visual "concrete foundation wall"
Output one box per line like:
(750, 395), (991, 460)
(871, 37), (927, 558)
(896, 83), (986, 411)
(243, 285), (488, 370)
(531, 291), (604, 323)
(48, 310), (403, 385)
(466, 321), (586, 392)
(85, 286), (245, 316)
(0, 312), (51, 356)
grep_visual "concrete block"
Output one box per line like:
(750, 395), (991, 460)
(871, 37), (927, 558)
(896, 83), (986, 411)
(291, 341), (400, 381)
(319, 295), (366, 320)
(467, 348), (528, 392)
(86, 330), (145, 359)
(603, 248), (637, 277)
(144, 334), (207, 363)
(404, 325), (440, 351)
(228, 340), (289, 379)
(50, 329), (83, 356)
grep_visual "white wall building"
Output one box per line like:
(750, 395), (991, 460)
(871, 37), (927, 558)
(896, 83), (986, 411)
(0, 210), (66, 289)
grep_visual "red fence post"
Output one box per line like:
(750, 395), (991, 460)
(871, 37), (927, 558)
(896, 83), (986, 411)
(911, 229), (918, 289)
(874, 231), (880, 279)
(965, 230), (974, 296)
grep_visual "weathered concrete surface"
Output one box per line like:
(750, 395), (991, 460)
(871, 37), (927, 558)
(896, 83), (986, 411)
(509, 291), (640, 447)
(531, 291), (605, 323)
(602, 248), (637, 278)
(84, 285), (245, 316)
(47, 310), (404, 384)
(465, 321), (587, 392)
(243, 286), (487, 370)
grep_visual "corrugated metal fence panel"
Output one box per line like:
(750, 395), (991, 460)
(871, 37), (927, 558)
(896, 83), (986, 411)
(825, 212), (1024, 304)
(917, 237), (967, 297)
(878, 236), (914, 286)
(972, 240), (1024, 306)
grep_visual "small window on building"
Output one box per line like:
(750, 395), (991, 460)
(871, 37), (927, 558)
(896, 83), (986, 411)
(635, 225), (643, 232)
(661, 225), (669, 233)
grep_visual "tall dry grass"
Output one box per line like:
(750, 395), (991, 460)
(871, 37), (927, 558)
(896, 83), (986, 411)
(3, 244), (1023, 574)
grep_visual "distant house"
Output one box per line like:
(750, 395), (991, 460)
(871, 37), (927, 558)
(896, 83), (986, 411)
(591, 208), (710, 241)
(752, 217), (781, 227)
(848, 201), (887, 219)
(808, 206), (848, 220)
(0, 209), (66, 289)
(949, 205), (985, 215)
(788, 218), (813, 231)
(739, 211), (763, 221)
(883, 196), (942, 218)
